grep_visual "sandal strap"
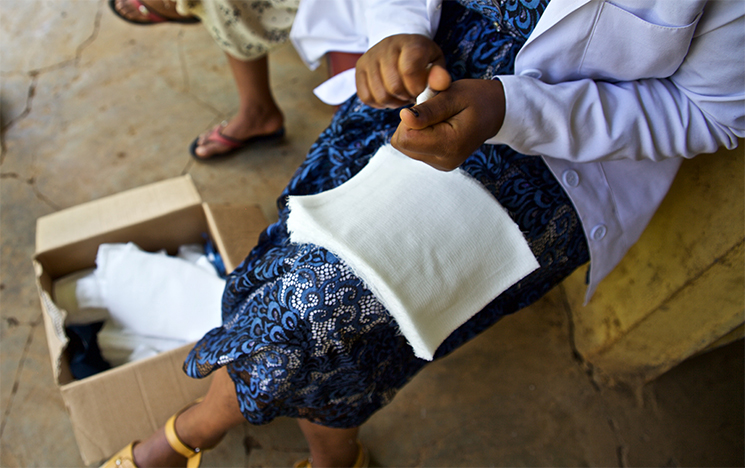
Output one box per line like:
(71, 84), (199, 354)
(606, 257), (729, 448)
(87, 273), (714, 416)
(100, 441), (139, 468)
(205, 125), (245, 149)
(292, 458), (312, 468)
(353, 441), (370, 468)
(164, 400), (205, 468)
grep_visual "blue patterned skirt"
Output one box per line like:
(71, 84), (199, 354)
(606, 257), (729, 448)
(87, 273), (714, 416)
(184, 0), (588, 428)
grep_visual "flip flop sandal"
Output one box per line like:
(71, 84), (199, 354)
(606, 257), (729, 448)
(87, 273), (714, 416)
(108, 0), (200, 25)
(100, 399), (210, 468)
(189, 122), (286, 162)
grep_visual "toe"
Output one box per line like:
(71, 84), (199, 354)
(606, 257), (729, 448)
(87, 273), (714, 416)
(114, 0), (142, 20)
(193, 124), (228, 158)
(196, 129), (210, 147)
(194, 139), (230, 159)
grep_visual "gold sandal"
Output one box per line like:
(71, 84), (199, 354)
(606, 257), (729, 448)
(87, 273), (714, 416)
(100, 442), (138, 468)
(100, 399), (207, 468)
(164, 405), (208, 468)
(293, 440), (369, 468)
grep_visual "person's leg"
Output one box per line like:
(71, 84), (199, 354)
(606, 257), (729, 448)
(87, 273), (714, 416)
(130, 367), (244, 467)
(127, 366), (363, 468)
(296, 419), (361, 468)
(192, 53), (285, 159)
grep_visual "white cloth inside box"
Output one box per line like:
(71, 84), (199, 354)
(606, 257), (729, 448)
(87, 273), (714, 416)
(53, 242), (224, 366)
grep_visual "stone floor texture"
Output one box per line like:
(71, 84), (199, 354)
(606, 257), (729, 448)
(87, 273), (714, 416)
(1, 1), (744, 467)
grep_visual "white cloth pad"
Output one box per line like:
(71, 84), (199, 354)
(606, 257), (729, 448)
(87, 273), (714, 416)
(287, 144), (539, 360)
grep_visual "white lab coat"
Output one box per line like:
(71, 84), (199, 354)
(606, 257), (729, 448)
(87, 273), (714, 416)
(290, 0), (745, 300)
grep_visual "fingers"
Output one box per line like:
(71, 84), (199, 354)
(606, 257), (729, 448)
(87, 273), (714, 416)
(398, 42), (445, 98)
(356, 63), (412, 108)
(427, 62), (451, 92)
(392, 79), (507, 172)
(392, 124), (463, 172)
(399, 91), (459, 130)
(356, 35), (450, 109)
(394, 91), (465, 170)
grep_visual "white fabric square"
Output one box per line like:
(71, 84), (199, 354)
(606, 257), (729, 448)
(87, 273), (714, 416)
(287, 144), (539, 360)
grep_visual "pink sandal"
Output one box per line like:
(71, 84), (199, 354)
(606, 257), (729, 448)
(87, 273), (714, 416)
(108, 0), (200, 25)
(189, 122), (286, 161)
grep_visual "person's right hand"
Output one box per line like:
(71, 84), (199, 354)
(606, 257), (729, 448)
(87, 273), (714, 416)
(392, 79), (506, 171)
(355, 34), (452, 109)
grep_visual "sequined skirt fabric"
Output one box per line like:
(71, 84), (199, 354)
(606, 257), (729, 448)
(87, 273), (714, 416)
(184, 0), (588, 428)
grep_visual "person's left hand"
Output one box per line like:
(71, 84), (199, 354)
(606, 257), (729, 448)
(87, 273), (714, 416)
(392, 79), (506, 171)
(355, 34), (451, 109)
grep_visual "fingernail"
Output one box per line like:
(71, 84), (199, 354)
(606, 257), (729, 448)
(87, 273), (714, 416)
(406, 107), (420, 117)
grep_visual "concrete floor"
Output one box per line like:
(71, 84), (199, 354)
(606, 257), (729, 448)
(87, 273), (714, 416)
(1, 0), (743, 466)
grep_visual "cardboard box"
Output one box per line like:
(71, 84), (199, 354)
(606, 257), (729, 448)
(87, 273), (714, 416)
(33, 175), (269, 465)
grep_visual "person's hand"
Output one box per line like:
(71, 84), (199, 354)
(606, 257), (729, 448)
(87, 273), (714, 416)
(391, 79), (506, 171)
(356, 34), (452, 109)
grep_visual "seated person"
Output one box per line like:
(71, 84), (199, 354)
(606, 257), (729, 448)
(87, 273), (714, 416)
(102, 1), (745, 467)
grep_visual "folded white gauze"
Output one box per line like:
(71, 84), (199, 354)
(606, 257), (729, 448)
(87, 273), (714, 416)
(94, 243), (224, 342)
(53, 268), (110, 325)
(287, 144), (539, 360)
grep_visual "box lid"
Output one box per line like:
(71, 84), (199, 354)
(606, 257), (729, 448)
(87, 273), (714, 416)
(35, 176), (202, 256)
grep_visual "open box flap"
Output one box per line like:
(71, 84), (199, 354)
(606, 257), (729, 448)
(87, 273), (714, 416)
(203, 203), (269, 274)
(35, 176), (202, 257)
(33, 260), (71, 384)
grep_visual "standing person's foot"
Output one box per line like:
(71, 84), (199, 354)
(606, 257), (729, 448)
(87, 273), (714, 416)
(190, 113), (285, 161)
(108, 0), (200, 25)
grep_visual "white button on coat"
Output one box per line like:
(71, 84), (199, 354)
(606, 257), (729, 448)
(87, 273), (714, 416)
(590, 224), (607, 241)
(562, 169), (580, 187)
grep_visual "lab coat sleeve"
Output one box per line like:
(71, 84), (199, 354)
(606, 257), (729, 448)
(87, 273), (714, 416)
(290, 0), (368, 70)
(488, 1), (745, 163)
(364, 0), (434, 47)
(290, 0), (433, 70)
(303, 0), (439, 105)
